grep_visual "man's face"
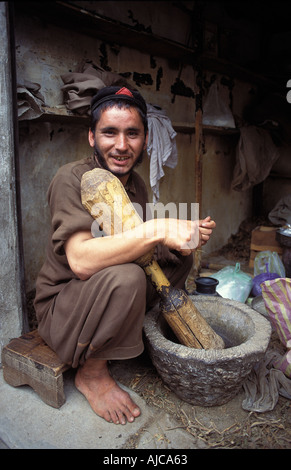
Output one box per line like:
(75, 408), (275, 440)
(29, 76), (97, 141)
(88, 106), (147, 184)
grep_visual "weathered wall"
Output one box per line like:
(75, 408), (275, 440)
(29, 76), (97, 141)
(0, 2), (24, 348)
(14, 2), (257, 293)
(18, 121), (91, 289)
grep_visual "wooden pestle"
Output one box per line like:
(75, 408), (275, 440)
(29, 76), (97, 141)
(81, 168), (224, 350)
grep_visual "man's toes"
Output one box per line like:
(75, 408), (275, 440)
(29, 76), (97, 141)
(116, 409), (127, 425)
(123, 404), (140, 423)
(103, 410), (114, 423)
(132, 406), (141, 417)
(110, 410), (121, 425)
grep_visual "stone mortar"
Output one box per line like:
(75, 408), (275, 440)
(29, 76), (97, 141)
(143, 296), (272, 406)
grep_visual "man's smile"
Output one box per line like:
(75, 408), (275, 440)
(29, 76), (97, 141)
(111, 155), (131, 161)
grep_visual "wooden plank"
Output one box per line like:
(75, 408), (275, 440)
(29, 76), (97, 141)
(250, 243), (282, 254)
(250, 226), (281, 251)
(2, 361), (66, 408)
(1, 330), (70, 408)
(3, 330), (69, 375)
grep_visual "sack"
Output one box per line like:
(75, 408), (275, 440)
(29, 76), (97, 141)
(261, 278), (291, 378)
(211, 262), (252, 303)
(254, 250), (285, 277)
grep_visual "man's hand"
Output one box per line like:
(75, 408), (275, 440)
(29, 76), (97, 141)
(156, 215), (216, 256)
(160, 218), (200, 256)
(199, 216), (216, 246)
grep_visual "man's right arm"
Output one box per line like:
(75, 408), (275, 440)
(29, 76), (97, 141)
(64, 218), (202, 281)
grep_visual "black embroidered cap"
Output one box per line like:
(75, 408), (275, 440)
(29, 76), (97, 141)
(91, 86), (147, 115)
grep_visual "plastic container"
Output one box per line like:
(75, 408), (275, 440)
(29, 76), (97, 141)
(194, 277), (219, 296)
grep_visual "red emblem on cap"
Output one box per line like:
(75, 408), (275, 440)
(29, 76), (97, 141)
(115, 87), (134, 98)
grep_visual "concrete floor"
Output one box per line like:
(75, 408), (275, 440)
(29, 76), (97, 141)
(0, 367), (207, 450)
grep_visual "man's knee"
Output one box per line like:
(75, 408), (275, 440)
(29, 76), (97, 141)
(110, 263), (147, 298)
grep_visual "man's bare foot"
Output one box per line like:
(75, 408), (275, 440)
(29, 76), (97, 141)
(75, 358), (141, 425)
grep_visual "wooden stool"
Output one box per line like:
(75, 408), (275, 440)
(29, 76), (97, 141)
(1, 330), (70, 408)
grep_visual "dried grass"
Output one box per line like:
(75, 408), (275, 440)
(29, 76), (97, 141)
(122, 350), (291, 449)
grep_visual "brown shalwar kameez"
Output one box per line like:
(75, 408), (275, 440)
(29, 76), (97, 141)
(34, 155), (193, 368)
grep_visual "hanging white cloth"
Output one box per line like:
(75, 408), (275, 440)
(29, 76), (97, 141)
(146, 104), (178, 204)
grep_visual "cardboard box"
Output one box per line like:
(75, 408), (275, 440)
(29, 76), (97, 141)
(249, 226), (282, 268)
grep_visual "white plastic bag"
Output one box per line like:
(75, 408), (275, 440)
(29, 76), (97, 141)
(210, 263), (252, 303)
(202, 82), (236, 128)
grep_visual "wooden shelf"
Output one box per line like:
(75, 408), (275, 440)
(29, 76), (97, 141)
(34, 106), (90, 124)
(173, 122), (239, 135)
(21, 107), (240, 135)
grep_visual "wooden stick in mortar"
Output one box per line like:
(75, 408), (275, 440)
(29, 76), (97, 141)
(81, 168), (224, 350)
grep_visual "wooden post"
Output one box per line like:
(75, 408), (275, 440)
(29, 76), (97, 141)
(194, 104), (204, 275)
(195, 107), (203, 214)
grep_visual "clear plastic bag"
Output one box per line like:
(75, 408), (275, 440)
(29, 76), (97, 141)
(210, 262), (252, 303)
(254, 251), (285, 277)
(202, 82), (236, 128)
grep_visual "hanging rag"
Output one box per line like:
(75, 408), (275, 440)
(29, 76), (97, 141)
(146, 104), (178, 204)
(242, 349), (291, 412)
(17, 80), (45, 120)
(231, 126), (280, 191)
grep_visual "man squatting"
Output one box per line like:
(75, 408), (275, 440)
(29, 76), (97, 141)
(34, 86), (216, 425)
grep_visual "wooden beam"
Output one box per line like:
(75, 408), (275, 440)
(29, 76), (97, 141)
(195, 108), (203, 217)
